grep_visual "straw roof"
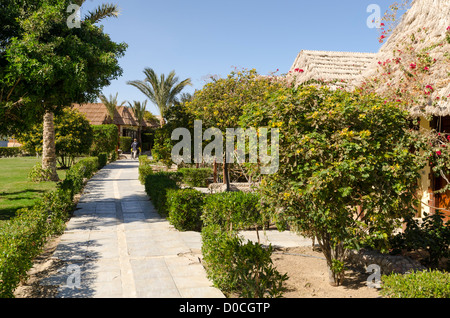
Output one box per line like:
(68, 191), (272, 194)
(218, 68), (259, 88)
(288, 50), (377, 89)
(288, 0), (449, 117)
(72, 103), (159, 128)
(359, 0), (450, 116)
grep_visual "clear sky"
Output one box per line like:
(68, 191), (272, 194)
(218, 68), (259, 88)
(81, 0), (394, 116)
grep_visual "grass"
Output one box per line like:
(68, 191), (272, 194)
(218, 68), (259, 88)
(0, 157), (66, 222)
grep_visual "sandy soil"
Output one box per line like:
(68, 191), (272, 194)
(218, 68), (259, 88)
(272, 246), (381, 298)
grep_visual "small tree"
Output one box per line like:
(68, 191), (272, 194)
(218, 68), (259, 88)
(18, 108), (93, 168)
(241, 84), (428, 286)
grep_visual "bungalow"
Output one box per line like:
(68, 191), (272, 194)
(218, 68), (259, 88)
(287, 0), (450, 220)
(72, 103), (160, 140)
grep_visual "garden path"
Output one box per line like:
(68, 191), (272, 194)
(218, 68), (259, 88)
(43, 158), (312, 298)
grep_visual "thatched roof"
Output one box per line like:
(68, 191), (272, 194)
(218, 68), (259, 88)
(359, 0), (450, 116)
(288, 0), (449, 117)
(288, 50), (377, 89)
(72, 103), (159, 128)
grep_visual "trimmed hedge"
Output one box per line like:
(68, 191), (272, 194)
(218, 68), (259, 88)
(202, 191), (264, 231)
(200, 191), (287, 298)
(0, 147), (21, 158)
(138, 155), (153, 184)
(167, 188), (204, 231)
(97, 152), (108, 169)
(0, 157), (100, 297)
(179, 168), (212, 187)
(144, 172), (181, 216)
(119, 136), (132, 153)
(381, 270), (450, 298)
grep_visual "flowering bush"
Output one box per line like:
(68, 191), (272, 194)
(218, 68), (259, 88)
(241, 84), (429, 286)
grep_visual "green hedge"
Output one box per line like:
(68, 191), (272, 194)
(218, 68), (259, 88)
(200, 191), (287, 298)
(0, 157), (100, 297)
(0, 186), (75, 298)
(167, 188), (204, 231)
(202, 191), (264, 231)
(381, 270), (450, 298)
(119, 136), (132, 153)
(97, 153), (108, 169)
(144, 172), (181, 216)
(0, 147), (21, 158)
(179, 168), (212, 187)
(90, 125), (118, 156)
(138, 155), (153, 184)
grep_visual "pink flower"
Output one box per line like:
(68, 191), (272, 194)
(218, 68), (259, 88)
(447, 26), (450, 31)
(410, 63), (417, 69)
(294, 68), (304, 73)
(424, 66), (430, 71)
(436, 150), (442, 156)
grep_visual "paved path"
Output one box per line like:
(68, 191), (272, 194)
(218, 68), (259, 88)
(44, 159), (312, 298)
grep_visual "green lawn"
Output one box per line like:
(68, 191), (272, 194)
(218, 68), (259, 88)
(0, 157), (66, 222)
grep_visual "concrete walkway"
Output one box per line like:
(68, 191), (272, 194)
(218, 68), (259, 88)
(44, 159), (311, 298)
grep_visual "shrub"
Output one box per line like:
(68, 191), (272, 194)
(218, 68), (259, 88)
(97, 152), (108, 169)
(0, 147), (21, 158)
(28, 162), (53, 182)
(179, 168), (212, 187)
(390, 211), (450, 268)
(144, 172), (180, 216)
(65, 157), (99, 194)
(0, 187), (74, 298)
(167, 188), (204, 231)
(90, 124), (118, 156)
(202, 191), (264, 231)
(381, 270), (450, 298)
(138, 156), (153, 184)
(200, 191), (286, 298)
(119, 136), (132, 153)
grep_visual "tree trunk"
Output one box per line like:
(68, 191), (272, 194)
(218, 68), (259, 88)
(42, 110), (59, 181)
(223, 157), (230, 192)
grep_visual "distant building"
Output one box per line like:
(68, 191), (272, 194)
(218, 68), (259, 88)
(72, 103), (159, 139)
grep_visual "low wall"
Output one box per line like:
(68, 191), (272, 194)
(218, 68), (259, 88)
(346, 248), (426, 275)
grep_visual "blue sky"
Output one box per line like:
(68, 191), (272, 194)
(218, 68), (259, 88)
(81, 0), (394, 116)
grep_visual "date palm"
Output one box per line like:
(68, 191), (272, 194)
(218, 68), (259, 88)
(127, 68), (192, 128)
(99, 92), (126, 123)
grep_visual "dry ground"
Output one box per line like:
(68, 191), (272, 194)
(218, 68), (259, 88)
(272, 246), (381, 298)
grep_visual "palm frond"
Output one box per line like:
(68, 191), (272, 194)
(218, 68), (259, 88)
(99, 92), (124, 122)
(84, 3), (120, 24)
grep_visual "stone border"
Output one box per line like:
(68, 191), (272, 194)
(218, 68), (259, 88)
(346, 248), (426, 275)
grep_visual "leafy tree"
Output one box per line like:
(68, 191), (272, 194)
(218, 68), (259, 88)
(127, 68), (192, 128)
(241, 84), (429, 286)
(4, 0), (127, 180)
(18, 108), (94, 168)
(186, 69), (283, 190)
(90, 124), (118, 156)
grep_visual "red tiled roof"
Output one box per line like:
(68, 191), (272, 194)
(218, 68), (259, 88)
(72, 103), (159, 128)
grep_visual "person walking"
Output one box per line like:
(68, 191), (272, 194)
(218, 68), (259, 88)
(131, 138), (139, 160)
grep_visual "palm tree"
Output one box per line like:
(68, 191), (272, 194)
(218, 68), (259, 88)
(127, 68), (192, 128)
(41, 2), (121, 181)
(128, 100), (147, 145)
(99, 92), (126, 123)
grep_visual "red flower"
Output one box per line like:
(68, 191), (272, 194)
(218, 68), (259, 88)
(424, 66), (430, 71)
(294, 68), (304, 73)
(447, 26), (450, 31)
(410, 63), (417, 69)
(436, 150), (442, 156)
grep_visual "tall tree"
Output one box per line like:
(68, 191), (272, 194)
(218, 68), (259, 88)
(127, 68), (192, 128)
(4, 0), (127, 180)
(99, 92), (126, 123)
(128, 100), (147, 145)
